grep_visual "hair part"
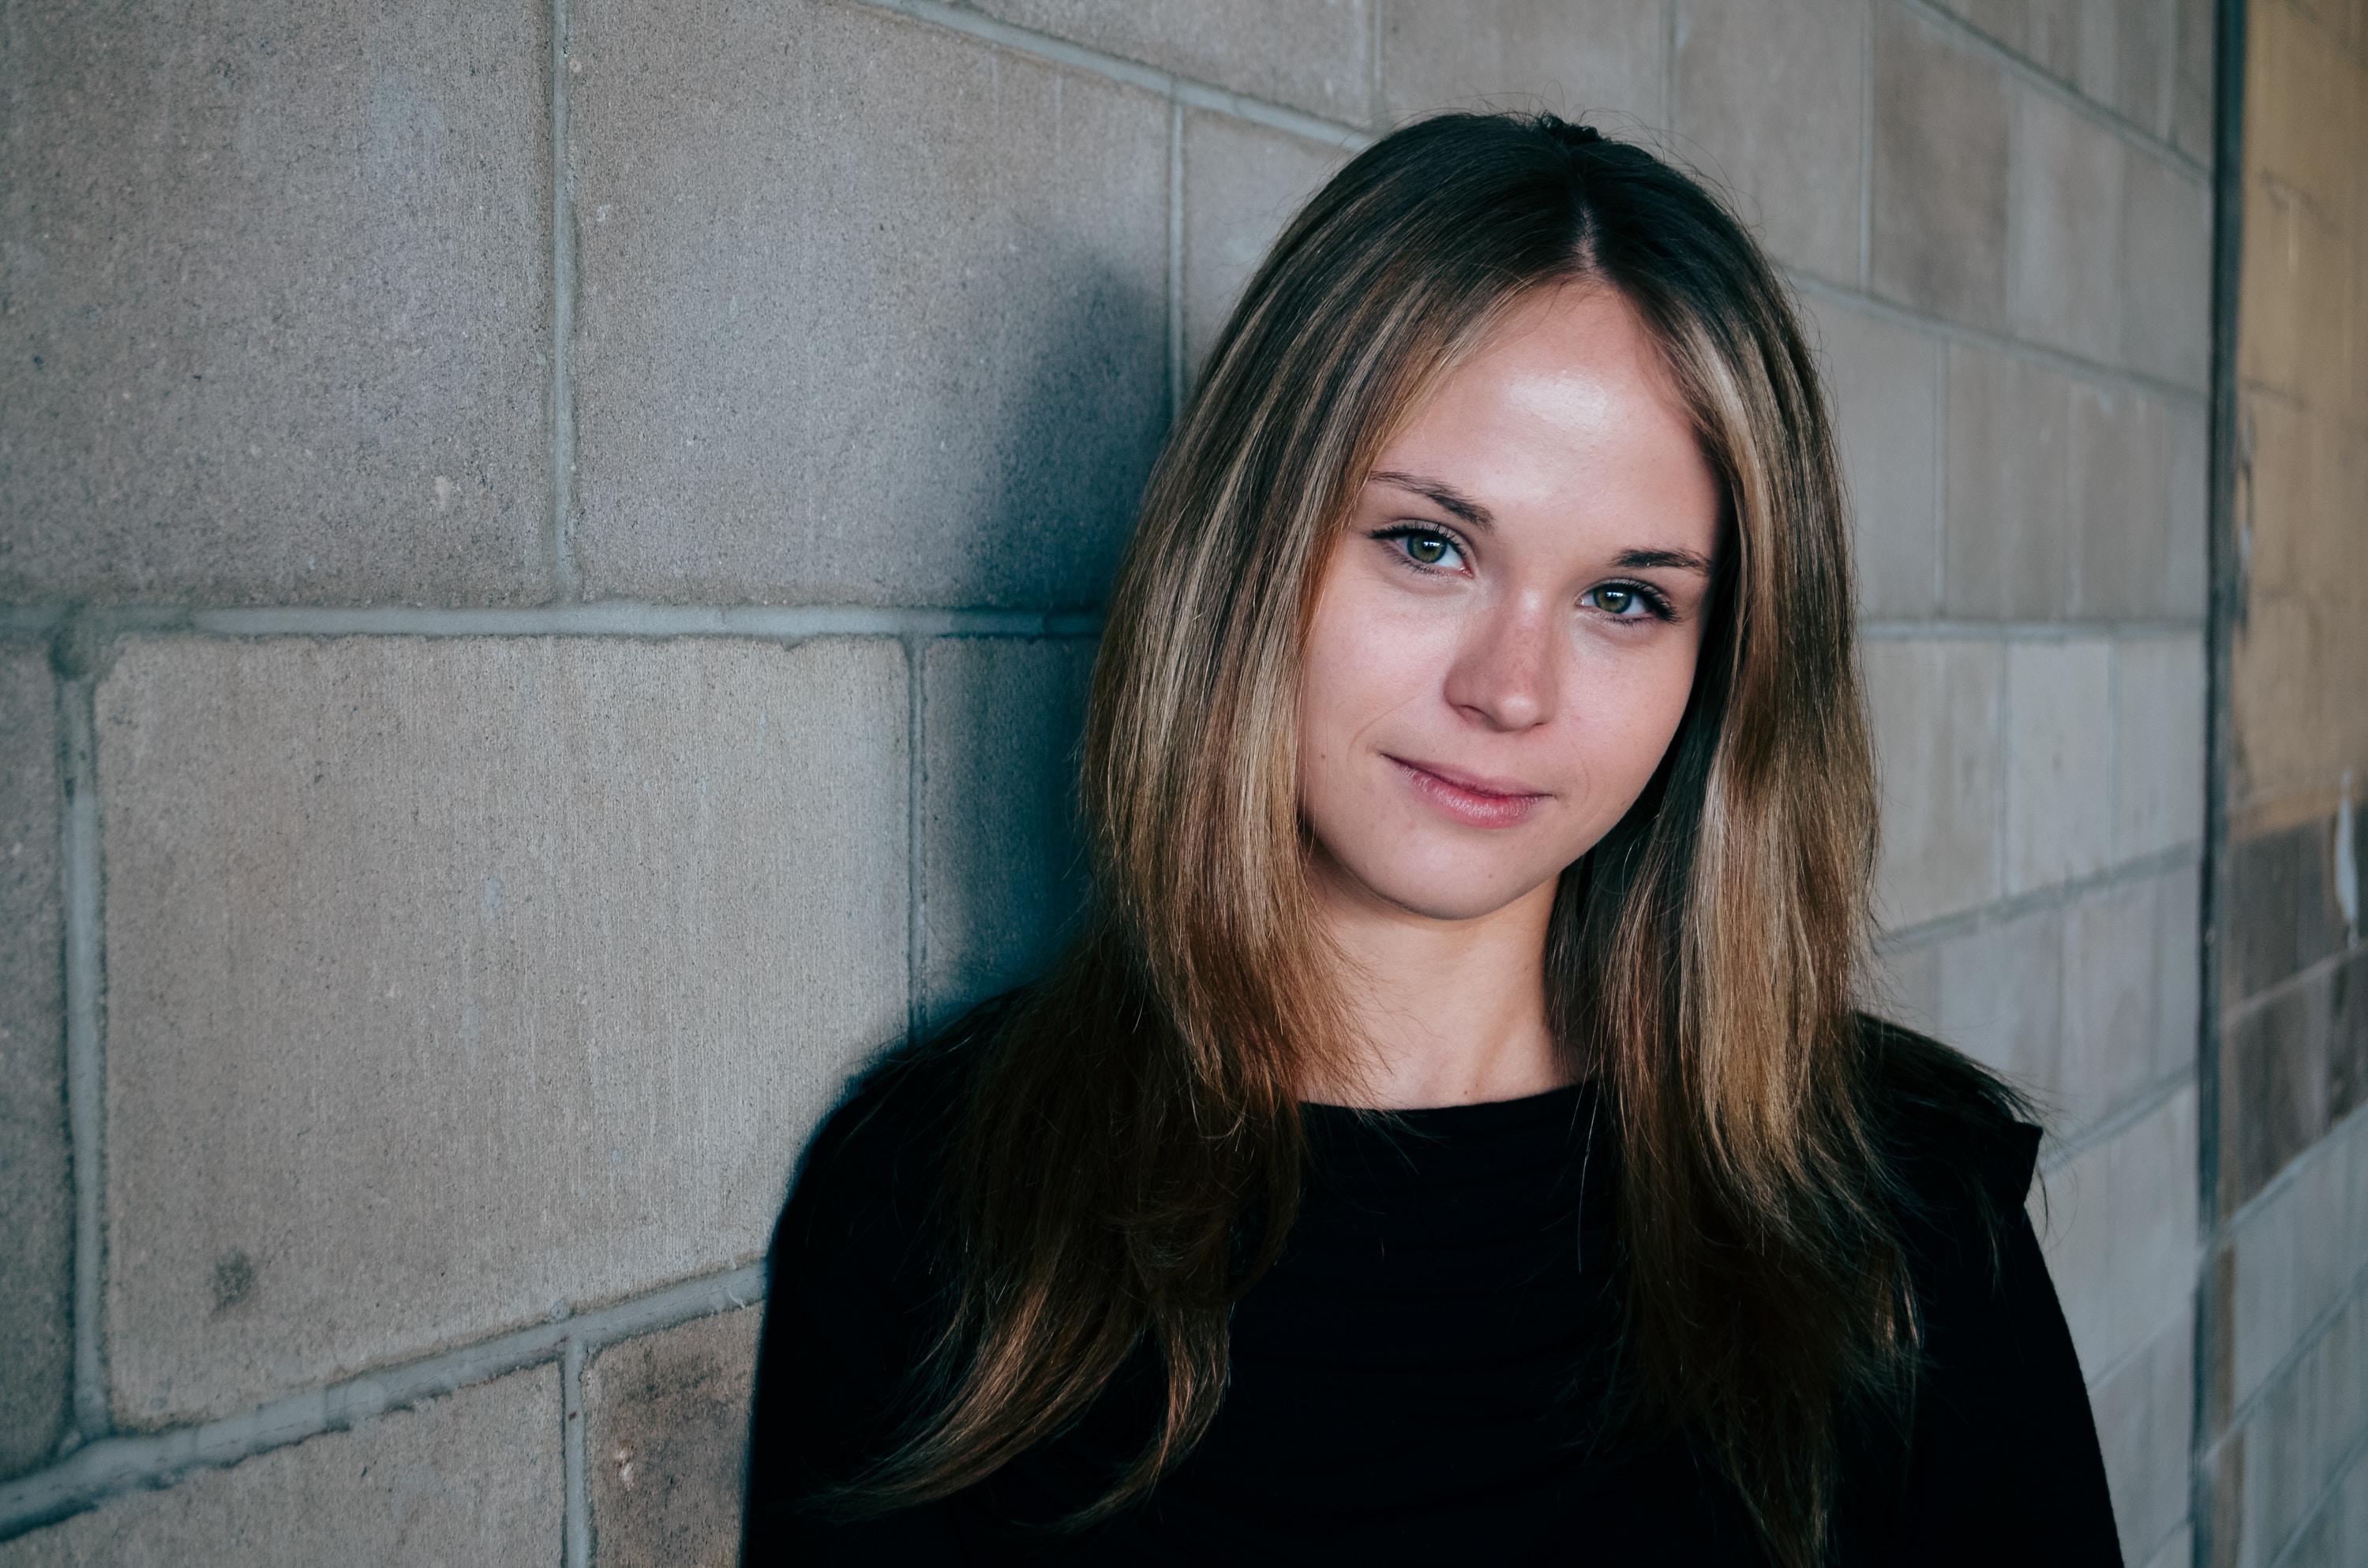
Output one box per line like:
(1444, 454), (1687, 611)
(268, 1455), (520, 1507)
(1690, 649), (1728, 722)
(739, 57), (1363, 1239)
(837, 113), (2010, 1567)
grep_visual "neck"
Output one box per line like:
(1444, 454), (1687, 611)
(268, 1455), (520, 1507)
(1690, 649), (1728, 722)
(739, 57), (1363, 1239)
(1300, 858), (1571, 1110)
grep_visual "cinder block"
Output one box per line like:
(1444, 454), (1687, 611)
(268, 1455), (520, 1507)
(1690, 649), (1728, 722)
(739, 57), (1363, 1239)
(2228, 1095), (2367, 1407)
(2138, 1525), (2194, 1568)
(2235, 1283), (2368, 1566)
(2089, 1308), (2194, 1568)
(1806, 299), (1941, 619)
(2280, 1453), (2368, 1568)
(2223, 818), (2332, 1007)
(922, 638), (1096, 1028)
(1865, 638), (2003, 929)
(2246, 0), (2362, 225)
(2332, 949), (2368, 1124)
(1922, 0), (2021, 55)
(586, 1305), (762, 1568)
(0, 645), (70, 1480)
(2111, 635), (2205, 861)
(569, 0), (1169, 608)
(1182, 114), (1351, 378)
(1381, 0), (1664, 127)
(2033, 1083), (2198, 1384)
(0, 0), (551, 606)
(0, 1365), (560, 1567)
(2006, 84), (2125, 365)
(2164, 404), (2210, 617)
(970, 0), (1374, 125)
(1933, 904), (2066, 1094)
(1943, 344), (2073, 620)
(2021, 3), (2085, 83)
(2171, 0), (2213, 160)
(2237, 181), (2356, 415)
(2153, 859), (2203, 1080)
(2081, 0), (2176, 134)
(1671, 0), (1865, 285)
(1866, 937), (1943, 1038)
(2060, 874), (2168, 1130)
(98, 636), (909, 1425)
(2070, 384), (2171, 619)
(2003, 638), (2115, 896)
(1872, 9), (2011, 331)
(2119, 152), (2213, 391)
(2221, 965), (2332, 1213)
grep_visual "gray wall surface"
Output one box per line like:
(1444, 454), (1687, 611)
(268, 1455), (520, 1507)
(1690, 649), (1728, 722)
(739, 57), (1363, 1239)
(0, 2), (2230, 1563)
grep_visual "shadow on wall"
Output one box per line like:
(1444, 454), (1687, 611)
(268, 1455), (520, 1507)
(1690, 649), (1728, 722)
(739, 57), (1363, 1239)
(941, 260), (1170, 612)
(908, 260), (1152, 1032)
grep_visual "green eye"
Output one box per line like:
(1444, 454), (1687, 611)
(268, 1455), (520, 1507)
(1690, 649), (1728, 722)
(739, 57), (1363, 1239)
(1406, 535), (1448, 565)
(1596, 586), (1635, 614)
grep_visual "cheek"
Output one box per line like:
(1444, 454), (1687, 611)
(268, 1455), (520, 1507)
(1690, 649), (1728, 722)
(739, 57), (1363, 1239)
(1298, 569), (1448, 761)
(1551, 643), (1700, 815)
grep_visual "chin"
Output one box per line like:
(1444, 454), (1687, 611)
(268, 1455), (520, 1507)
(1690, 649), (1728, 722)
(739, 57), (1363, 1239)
(1338, 850), (1560, 924)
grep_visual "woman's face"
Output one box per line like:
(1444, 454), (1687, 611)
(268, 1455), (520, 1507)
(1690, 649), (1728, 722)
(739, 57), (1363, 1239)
(1298, 282), (1724, 925)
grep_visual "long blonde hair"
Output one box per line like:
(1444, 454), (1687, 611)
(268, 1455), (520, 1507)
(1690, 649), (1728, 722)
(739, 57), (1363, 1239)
(850, 113), (2010, 1567)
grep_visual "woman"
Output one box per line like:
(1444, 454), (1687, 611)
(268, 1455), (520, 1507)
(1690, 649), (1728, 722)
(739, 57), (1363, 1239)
(742, 114), (2120, 1566)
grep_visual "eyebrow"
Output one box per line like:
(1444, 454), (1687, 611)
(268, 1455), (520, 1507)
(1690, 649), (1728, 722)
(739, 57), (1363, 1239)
(1369, 470), (1496, 531)
(1613, 548), (1714, 576)
(1370, 470), (1715, 577)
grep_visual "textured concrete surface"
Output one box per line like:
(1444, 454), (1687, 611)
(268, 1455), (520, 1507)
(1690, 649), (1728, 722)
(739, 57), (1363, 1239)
(0, 1365), (560, 1567)
(2110, 636), (2206, 859)
(1889, 866), (2199, 1136)
(0, 0), (553, 606)
(586, 1305), (762, 1568)
(1943, 344), (2074, 621)
(1866, 638), (2003, 928)
(1674, 0), (1866, 284)
(2059, 867), (2200, 1126)
(1920, 902), (2068, 1091)
(2070, 384), (2173, 619)
(1871, 8), (2011, 331)
(1381, 0), (1665, 127)
(1181, 111), (1349, 380)
(2006, 84), (2126, 365)
(2090, 1310), (2195, 1566)
(2120, 151), (2214, 390)
(568, 0), (1170, 609)
(969, 0), (1373, 123)
(2227, 1106), (2368, 1409)
(0, 644), (70, 1480)
(2036, 1086), (2199, 1380)
(2235, 1283), (2368, 1566)
(2003, 638), (2115, 896)
(1808, 298), (1941, 620)
(97, 636), (908, 1424)
(921, 637), (1096, 1026)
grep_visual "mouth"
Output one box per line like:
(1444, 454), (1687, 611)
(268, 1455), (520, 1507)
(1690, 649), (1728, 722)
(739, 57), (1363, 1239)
(1384, 755), (1550, 829)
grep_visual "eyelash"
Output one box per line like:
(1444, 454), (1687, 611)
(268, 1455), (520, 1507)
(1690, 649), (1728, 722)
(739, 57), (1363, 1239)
(1369, 525), (1680, 623)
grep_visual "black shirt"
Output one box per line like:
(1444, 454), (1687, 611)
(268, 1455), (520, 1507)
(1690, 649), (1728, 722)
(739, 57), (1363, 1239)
(743, 1035), (2123, 1565)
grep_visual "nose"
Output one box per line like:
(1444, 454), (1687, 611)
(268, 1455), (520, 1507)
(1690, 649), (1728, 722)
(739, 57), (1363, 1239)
(1441, 593), (1558, 732)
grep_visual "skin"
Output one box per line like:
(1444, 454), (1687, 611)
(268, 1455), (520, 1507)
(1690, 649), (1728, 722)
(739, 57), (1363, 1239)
(1296, 281), (1724, 1110)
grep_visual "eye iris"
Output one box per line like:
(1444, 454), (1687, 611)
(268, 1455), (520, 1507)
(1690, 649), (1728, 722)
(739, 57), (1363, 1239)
(1409, 536), (1446, 564)
(1599, 586), (1633, 614)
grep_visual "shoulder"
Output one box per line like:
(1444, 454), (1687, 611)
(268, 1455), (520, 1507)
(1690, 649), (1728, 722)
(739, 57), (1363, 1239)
(1855, 1012), (2040, 1229)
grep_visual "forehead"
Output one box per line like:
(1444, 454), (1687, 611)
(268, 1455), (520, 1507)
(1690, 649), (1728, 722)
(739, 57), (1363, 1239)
(1371, 284), (1717, 533)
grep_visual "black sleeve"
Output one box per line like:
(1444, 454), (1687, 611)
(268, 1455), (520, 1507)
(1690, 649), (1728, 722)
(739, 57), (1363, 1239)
(741, 1062), (972, 1566)
(1891, 1124), (2125, 1566)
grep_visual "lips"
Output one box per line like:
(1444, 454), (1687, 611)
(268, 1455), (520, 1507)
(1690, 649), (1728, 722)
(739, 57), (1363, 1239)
(1384, 755), (1549, 829)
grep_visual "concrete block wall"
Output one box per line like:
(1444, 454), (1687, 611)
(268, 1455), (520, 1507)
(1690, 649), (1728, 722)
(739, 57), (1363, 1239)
(2201, 2), (2368, 1564)
(0, 2), (2217, 1562)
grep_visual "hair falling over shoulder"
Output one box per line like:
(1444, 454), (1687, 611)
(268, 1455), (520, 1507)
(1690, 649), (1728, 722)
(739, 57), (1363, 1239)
(833, 113), (2021, 1568)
